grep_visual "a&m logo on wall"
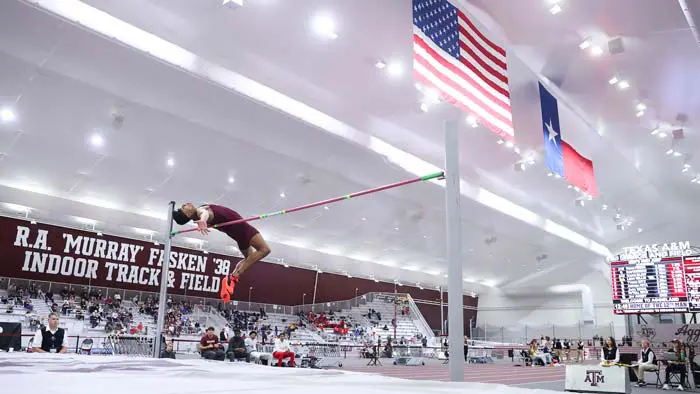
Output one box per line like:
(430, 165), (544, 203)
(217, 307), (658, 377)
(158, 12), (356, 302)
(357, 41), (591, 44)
(584, 370), (604, 387)
(636, 325), (657, 342)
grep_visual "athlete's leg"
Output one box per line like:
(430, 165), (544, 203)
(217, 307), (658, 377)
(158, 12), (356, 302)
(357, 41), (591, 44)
(231, 233), (270, 277)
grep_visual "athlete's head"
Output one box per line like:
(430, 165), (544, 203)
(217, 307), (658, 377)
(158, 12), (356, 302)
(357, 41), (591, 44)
(173, 203), (197, 225)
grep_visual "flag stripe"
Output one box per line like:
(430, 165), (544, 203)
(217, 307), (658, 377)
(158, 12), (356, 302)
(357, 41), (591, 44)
(413, 52), (512, 126)
(414, 30), (511, 108)
(458, 9), (506, 58)
(458, 20), (507, 73)
(413, 70), (511, 138)
(413, 57), (512, 132)
(458, 33), (508, 86)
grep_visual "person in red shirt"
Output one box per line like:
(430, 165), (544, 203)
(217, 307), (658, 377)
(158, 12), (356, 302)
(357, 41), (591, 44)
(173, 203), (271, 302)
(199, 327), (225, 361)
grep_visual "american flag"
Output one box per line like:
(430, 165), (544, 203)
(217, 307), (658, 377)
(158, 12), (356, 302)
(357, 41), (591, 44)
(413, 0), (514, 140)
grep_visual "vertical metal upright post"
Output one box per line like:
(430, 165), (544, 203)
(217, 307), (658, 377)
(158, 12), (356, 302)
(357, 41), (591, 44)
(444, 119), (464, 382)
(312, 269), (319, 305)
(439, 286), (444, 335)
(154, 201), (175, 358)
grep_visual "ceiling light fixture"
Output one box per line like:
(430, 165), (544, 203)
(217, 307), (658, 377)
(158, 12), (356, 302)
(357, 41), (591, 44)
(608, 76), (619, 85)
(222, 0), (243, 7)
(658, 131), (668, 138)
(466, 115), (478, 128)
(650, 127), (660, 136)
(166, 157), (175, 167)
(579, 39), (591, 50)
(0, 108), (16, 122)
(311, 14), (338, 39)
(374, 60), (386, 69)
(636, 103), (647, 111)
(590, 46), (604, 56)
(617, 80), (630, 90)
(228, 176), (235, 184)
(636, 110), (645, 118)
(386, 62), (403, 77)
(496, 139), (505, 145)
(549, 4), (562, 14)
(90, 132), (104, 148)
(279, 192), (286, 198)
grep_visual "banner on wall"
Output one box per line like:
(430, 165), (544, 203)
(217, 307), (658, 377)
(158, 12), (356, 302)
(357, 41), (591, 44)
(0, 216), (241, 299)
(634, 323), (700, 345)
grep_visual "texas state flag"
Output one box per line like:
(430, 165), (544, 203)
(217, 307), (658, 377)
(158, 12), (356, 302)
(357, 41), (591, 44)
(539, 82), (598, 197)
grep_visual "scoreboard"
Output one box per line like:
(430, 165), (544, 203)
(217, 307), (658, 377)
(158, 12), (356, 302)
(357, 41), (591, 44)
(611, 242), (698, 314)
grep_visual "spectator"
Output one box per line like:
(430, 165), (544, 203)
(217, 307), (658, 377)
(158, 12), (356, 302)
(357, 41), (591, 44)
(600, 337), (620, 365)
(160, 340), (176, 359)
(632, 339), (656, 387)
(245, 331), (268, 364)
(272, 332), (295, 367)
(199, 327), (225, 361)
(662, 340), (686, 390)
(227, 329), (249, 362)
(32, 312), (67, 353)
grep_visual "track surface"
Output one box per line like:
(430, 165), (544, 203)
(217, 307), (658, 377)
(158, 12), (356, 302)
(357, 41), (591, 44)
(338, 362), (567, 384)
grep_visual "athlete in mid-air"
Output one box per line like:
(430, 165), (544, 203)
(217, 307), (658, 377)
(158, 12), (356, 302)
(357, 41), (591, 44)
(172, 203), (271, 302)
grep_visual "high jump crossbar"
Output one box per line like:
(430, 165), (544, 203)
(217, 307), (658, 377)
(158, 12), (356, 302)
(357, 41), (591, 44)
(170, 171), (445, 237)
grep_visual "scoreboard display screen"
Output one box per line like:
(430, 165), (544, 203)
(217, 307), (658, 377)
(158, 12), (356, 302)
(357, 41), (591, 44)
(611, 257), (688, 314)
(611, 241), (700, 314)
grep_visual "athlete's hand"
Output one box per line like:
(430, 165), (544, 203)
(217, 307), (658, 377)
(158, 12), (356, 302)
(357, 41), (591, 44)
(195, 220), (209, 235)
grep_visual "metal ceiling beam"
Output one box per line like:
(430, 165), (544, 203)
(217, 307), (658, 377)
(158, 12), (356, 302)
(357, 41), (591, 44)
(679, 0), (700, 49)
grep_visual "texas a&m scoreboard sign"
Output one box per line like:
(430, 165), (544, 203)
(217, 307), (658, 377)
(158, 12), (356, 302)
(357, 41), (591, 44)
(611, 241), (700, 314)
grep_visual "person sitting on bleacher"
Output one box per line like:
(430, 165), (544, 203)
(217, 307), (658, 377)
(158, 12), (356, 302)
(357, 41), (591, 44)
(630, 339), (656, 387)
(199, 326), (225, 361)
(272, 332), (296, 367)
(600, 337), (620, 366)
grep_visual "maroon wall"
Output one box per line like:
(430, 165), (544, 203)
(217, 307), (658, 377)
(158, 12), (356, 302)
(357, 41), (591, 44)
(416, 302), (477, 335)
(0, 216), (477, 328)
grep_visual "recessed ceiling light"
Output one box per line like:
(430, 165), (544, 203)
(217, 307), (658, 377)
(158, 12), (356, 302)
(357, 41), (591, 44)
(617, 80), (630, 90)
(636, 110), (645, 117)
(386, 62), (403, 77)
(228, 176), (235, 184)
(166, 157), (175, 167)
(505, 140), (514, 149)
(374, 60), (387, 69)
(673, 151), (683, 157)
(361, 217), (367, 221)
(636, 103), (647, 111)
(279, 192), (286, 198)
(637, 228), (643, 233)
(466, 115), (478, 128)
(608, 76), (619, 85)
(0, 108), (15, 122)
(496, 139), (504, 145)
(590, 46), (603, 56)
(90, 132), (104, 148)
(311, 14), (338, 39)
(579, 39), (591, 50)
(666, 149), (674, 155)
(658, 131), (668, 138)
(222, 0), (243, 7)
(324, 206), (329, 210)
(549, 4), (562, 14)
(394, 227), (399, 231)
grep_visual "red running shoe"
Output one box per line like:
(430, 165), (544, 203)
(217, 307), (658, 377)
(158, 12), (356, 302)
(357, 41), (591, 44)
(219, 275), (240, 303)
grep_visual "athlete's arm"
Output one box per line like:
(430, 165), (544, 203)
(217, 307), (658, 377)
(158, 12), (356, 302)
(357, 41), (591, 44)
(195, 207), (211, 235)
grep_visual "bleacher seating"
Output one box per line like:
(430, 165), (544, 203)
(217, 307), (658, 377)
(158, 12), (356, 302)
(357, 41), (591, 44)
(338, 294), (423, 344)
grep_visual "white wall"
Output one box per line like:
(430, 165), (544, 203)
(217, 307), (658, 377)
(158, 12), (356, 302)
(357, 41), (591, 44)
(474, 270), (627, 343)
